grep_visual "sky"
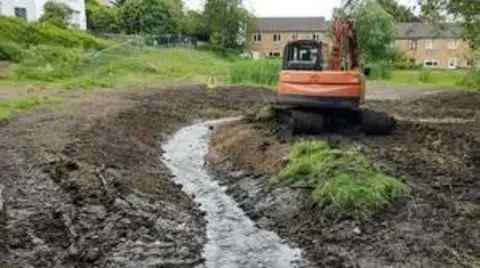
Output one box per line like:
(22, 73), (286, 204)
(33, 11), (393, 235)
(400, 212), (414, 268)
(184, 0), (418, 18)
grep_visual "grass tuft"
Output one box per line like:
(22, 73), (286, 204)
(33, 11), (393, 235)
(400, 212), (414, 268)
(279, 140), (410, 216)
(0, 96), (57, 120)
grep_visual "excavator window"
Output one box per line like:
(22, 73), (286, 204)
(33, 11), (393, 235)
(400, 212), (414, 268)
(282, 40), (324, 71)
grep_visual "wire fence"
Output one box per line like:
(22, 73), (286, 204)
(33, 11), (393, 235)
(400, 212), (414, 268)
(150, 34), (198, 49)
(92, 32), (198, 49)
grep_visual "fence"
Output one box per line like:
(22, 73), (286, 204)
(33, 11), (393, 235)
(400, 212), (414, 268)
(150, 34), (198, 49)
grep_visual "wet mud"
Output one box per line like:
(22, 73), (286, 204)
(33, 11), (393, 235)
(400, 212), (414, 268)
(0, 85), (273, 267)
(0, 84), (478, 268)
(207, 91), (480, 268)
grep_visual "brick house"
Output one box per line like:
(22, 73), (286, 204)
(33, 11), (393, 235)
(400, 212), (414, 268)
(249, 17), (471, 69)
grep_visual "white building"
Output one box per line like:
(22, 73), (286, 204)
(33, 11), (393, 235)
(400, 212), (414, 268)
(0, 0), (86, 30)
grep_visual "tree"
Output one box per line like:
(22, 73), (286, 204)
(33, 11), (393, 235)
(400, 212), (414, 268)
(119, 0), (183, 34)
(39, 1), (72, 28)
(86, 0), (121, 33)
(349, 0), (397, 63)
(376, 0), (420, 22)
(417, 0), (480, 51)
(181, 10), (209, 41)
(111, 0), (127, 7)
(203, 0), (255, 50)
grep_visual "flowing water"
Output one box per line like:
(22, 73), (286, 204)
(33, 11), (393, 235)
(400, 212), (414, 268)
(162, 118), (304, 268)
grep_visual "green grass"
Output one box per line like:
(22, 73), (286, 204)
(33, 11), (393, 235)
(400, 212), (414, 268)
(1, 47), (231, 90)
(0, 96), (58, 120)
(279, 140), (410, 216)
(63, 47), (231, 90)
(389, 69), (468, 87)
(229, 59), (281, 86)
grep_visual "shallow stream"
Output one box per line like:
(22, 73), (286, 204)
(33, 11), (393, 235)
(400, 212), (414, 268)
(162, 118), (304, 268)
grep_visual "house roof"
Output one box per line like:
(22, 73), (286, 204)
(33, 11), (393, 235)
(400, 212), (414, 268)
(396, 22), (462, 39)
(254, 17), (330, 32)
(255, 17), (462, 39)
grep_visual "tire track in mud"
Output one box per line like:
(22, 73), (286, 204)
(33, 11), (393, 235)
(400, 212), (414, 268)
(162, 118), (305, 268)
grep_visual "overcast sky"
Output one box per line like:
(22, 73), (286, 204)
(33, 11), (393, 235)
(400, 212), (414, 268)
(184, 0), (418, 18)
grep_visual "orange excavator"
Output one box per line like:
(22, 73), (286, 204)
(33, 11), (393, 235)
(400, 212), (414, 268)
(276, 17), (395, 134)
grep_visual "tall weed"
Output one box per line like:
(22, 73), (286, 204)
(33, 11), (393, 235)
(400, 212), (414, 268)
(230, 59), (280, 86)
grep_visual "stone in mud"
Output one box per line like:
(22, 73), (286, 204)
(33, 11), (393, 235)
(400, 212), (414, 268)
(84, 205), (107, 220)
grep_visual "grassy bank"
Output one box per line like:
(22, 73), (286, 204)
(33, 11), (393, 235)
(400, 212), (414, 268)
(279, 140), (410, 216)
(1, 44), (230, 90)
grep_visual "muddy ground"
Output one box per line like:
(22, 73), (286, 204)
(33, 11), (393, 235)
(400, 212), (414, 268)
(0, 85), (271, 267)
(207, 91), (480, 267)
(0, 84), (478, 268)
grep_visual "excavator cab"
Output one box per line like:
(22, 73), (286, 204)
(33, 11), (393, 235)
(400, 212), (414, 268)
(282, 40), (326, 71)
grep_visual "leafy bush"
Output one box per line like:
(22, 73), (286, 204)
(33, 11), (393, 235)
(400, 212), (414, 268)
(393, 61), (423, 70)
(39, 1), (72, 28)
(0, 16), (107, 50)
(0, 41), (26, 61)
(366, 62), (393, 79)
(229, 59), (280, 86)
(457, 69), (480, 90)
(279, 140), (410, 216)
(86, 0), (121, 33)
(119, 0), (183, 34)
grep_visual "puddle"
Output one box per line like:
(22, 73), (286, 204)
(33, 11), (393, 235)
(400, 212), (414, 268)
(162, 118), (304, 268)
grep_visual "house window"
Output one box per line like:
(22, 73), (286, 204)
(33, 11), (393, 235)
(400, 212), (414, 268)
(273, 33), (281, 42)
(312, 33), (321, 40)
(68, 10), (80, 24)
(14, 7), (27, 19)
(448, 39), (459, 49)
(425, 39), (435, 50)
(253, 33), (262, 42)
(408, 40), (418, 51)
(448, 58), (457, 69)
(426, 50), (435, 57)
(423, 59), (439, 68)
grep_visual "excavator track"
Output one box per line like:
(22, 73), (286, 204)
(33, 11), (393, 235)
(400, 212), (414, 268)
(277, 106), (396, 135)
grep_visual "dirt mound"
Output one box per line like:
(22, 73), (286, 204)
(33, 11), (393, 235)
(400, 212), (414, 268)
(365, 91), (480, 120)
(0, 85), (274, 267)
(208, 91), (480, 268)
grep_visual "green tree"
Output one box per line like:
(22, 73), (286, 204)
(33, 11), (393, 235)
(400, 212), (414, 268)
(119, 0), (183, 34)
(376, 0), (420, 22)
(85, 0), (121, 33)
(418, 0), (480, 51)
(181, 10), (208, 41)
(351, 0), (397, 63)
(111, 0), (127, 7)
(39, 1), (72, 28)
(203, 0), (255, 50)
